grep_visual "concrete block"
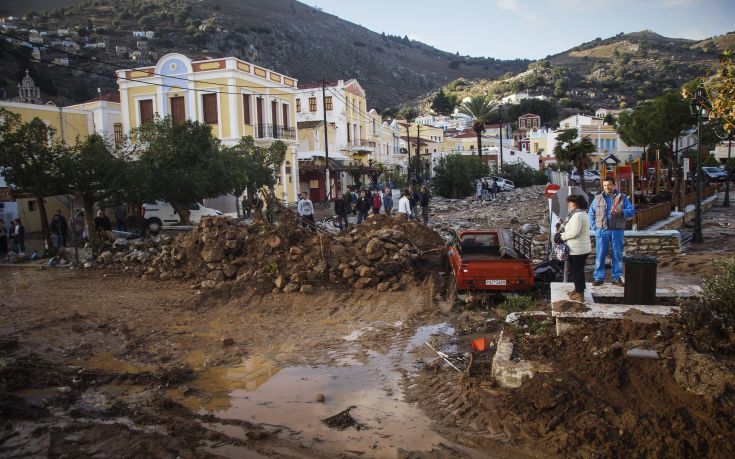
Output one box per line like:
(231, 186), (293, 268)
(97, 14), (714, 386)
(492, 331), (551, 388)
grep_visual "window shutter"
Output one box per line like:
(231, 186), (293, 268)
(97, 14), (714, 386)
(243, 94), (251, 125)
(202, 94), (218, 124)
(170, 96), (185, 123)
(282, 104), (289, 129)
(139, 99), (154, 124)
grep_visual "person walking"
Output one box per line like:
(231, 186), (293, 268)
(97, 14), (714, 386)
(420, 185), (431, 224)
(476, 179), (483, 200)
(241, 196), (252, 219)
(397, 188), (412, 219)
(335, 192), (349, 230)
(49, 210), (68, 249)
(342, 190), (353, 216)
(491, 178), (499, 200)
(0, 220), (7, 255)
(115, 206), (127, 231)
(13, 218), (25, 254)
(371, 190), (382, 215)
(94, 210), (112, 239)
(382, 187), (393, 216)
(297, 191), (315, 225)
(355, 190), (371, 223)
(556, 195), (591, 302)
(589, 177), (634, 286)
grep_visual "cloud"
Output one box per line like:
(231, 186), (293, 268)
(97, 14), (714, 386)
(496, 0), (545, 24)
(551, 0), (615, 10)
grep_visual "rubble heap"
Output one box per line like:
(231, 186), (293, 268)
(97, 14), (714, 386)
(429, 185), (550, 263)
(127, 213), (446, 293)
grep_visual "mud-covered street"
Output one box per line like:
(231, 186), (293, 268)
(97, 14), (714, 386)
(2, 201), (735, 458)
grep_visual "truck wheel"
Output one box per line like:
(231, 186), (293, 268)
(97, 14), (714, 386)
(146, 218), (162, 234)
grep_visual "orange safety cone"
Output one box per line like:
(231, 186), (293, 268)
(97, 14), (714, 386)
(471, 337), (486, 352)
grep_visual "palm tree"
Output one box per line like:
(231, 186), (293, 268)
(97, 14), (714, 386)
(553, 128), (596, 192)
(458, 96), (495, 159)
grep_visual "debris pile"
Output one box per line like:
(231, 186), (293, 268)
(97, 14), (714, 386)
(112, 213), (446, 292)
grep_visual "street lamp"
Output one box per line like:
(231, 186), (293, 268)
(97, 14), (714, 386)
(689, 84), (710, 243)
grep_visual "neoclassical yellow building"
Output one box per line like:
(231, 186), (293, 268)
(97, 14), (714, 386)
(116, 53), (301, 206)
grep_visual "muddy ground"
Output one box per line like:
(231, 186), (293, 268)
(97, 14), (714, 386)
(2, 198), (735, 458)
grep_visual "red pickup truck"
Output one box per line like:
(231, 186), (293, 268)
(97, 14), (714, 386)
(447, 229), (534, 296)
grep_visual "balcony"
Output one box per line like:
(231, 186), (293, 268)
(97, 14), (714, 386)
(254, 124), (296, 141)
(345, 139), (376, 154)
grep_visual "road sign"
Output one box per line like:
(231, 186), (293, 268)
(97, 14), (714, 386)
(544, 183), (561, 199)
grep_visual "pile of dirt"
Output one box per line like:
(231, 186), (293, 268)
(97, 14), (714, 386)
(133, 213), (447, 293)
(500, 321), (735, 457)
(408, 319), (735, 458)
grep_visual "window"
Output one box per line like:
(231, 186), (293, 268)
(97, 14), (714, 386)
(325, 96), (333, 110)
(28, 201), (35, 212)
(296, 98), (301, 113)
(170, 96), (185, 123)
(113, 123), (123, 148)
(346, 122), (351, 142)
(138, 99), (154, 124)
(282, 104), (289, 129)
(243, 94), (251, 125)
(309, 97), (317, 112)
(202, 94), (218, 124)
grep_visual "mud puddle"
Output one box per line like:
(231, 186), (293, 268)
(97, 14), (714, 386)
(169, 323), (466, 457)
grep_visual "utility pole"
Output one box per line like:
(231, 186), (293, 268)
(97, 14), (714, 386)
(405, 123), (411, 183)
(416, 123), (422, 183)
(724, 133), (733, 207)
(321, 78), (330, 203)
(498, 105), (504, 174)
(692, 85), (705, 243)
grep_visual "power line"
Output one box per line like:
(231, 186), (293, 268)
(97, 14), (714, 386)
(0, 30), (299, 92)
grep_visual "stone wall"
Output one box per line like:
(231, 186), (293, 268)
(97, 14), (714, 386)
(590, 230), (681, 259)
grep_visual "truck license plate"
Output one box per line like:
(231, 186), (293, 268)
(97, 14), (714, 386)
(485, 279), (507, 286)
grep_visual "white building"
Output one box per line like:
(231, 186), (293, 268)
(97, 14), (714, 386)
(501, 92), (548, 105)
(67, 93), (123, 147)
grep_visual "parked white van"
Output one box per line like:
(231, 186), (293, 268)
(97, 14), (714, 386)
(141, 201), (222, 233)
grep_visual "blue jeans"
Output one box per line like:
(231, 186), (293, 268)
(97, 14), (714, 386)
(594, 229), (624, 281)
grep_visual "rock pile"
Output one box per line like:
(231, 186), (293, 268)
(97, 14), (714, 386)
(120, 213), (447, 293)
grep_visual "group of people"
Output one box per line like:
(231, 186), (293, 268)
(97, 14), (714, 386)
(555, 177), (634, 302)
(476, 178), (499, 200)
(0, 218), (25, 255)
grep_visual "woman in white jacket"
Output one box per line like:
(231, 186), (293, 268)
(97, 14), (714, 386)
(557, 194), (592, 302)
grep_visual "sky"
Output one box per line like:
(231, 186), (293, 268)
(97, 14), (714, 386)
(312, 0), (735, 60)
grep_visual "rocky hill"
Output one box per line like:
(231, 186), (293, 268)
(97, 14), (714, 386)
(0, 0), (529, 109)
(419, 30), (733, 124)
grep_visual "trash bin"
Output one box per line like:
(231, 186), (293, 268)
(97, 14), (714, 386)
(623, 255), (658, 305)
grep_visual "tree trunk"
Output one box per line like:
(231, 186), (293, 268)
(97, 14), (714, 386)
(476, 127), (483, 159)
(576, 163), (586, 192)
(36, 196), (53, 252)
(171, 203), (191, 225)
(83, 199), (96, 246)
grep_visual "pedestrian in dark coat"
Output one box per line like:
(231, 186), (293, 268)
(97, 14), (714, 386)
(356, 191), (371, 223)
(13, 218), (25, 253)
(94, 210), (112, 234)
(382, 187), (393, 215)
(49, 210), (68, 249)
(342, 191), (353, 215)
(335, 192), (348, 230)
(420, 186), (431, 224)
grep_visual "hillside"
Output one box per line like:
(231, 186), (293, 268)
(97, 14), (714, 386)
(0, 0), (529, 109)
(419, 30), (732, 124)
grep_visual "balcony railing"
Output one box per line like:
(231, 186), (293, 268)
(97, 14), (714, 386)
(255, 124), (296, 141)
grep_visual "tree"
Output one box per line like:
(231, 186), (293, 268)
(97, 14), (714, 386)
(225, 136), (286, 210)
(57, 134), (130, 244)
(431, 155), (487, 198)
(0, 109), (65, 250)
(501, 162), (548, 188)
(134, 116), (243, 224)
(553, 129), (596, 192)
(458, 96), (495, 158)
(617, 90), (694, 199)
(431, 89), (456, 116)
(705, 50), (735, 133)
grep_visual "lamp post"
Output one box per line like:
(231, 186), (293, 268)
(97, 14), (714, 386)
(689, 84), (709, 243)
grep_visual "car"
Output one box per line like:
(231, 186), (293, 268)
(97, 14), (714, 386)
(701, 166), (727, 182)
(483, 176), (515, 192)
(141, 201), (222, 233)
(568, 170), (601, 186)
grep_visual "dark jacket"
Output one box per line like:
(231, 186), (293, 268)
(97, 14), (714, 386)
(411, 191), (420, 207)
(14, 223), (25, 241)
(355, 197), (371, 213)
(94, 216), (112, 231)
(335, 199), (347, 215)
(342, 193), (352, 213)
(420, 191), (430, 207)
(50, 215), (68, 236)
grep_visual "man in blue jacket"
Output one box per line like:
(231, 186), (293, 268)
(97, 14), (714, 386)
(589, 177), (634, 286)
